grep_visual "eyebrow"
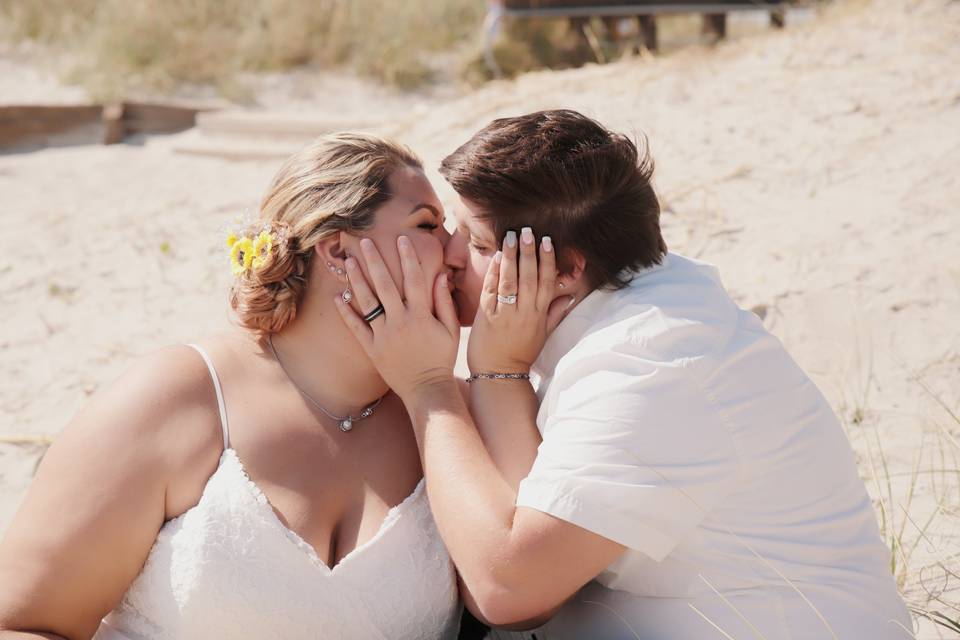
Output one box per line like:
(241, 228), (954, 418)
(408, 203), (442, 218)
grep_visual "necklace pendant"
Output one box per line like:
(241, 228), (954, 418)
(339, 418), (354, 432)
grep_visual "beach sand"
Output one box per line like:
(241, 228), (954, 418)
(1, 0), (958, 635)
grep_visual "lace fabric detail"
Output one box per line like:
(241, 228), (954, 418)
(96, 449), (460, 640)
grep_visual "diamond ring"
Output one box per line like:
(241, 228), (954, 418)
(497, 294), (518, 305)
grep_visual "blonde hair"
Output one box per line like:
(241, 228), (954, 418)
(229, 132), (422, 335)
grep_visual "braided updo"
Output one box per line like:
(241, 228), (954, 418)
(229, 132), (423, 336)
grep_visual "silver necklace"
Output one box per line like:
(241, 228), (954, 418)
(268, 333), (385, 432)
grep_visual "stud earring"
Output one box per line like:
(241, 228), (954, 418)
(336, 267), (345, 276)
(558, 282), (565, 289)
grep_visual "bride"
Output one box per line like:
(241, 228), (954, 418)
(0, 133), (462, 639)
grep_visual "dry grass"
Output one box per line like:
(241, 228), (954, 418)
(0, 1), (723, 97)
(0, 0), (485, 97)
(837, 346), (960, 637)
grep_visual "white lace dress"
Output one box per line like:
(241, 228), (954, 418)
(93, 345), (461, 640)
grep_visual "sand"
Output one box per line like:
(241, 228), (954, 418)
(1, 0), (958, 635)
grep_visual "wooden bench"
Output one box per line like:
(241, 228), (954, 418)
(483, 0), (790, 75)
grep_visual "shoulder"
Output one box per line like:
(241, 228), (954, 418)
(59, 344), (226, 498)
(0, 345), (227, 635)
(573, 255), (739, 366)
(90, 344), (222, 440)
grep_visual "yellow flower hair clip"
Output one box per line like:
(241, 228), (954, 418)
(228, 226), (279, 276)
(229, 235), (255, 276)
(251, 230), (273, 271)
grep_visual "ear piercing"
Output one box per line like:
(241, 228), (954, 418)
(558, 282), (565, 289)
(327, 261), (345, 276)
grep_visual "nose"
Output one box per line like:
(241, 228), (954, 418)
(438, 224), (452, 247)
(444, 228), (467, 271)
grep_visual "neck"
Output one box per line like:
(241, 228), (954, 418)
(556, 278), (594, 318)
(267, 284), (389, 417)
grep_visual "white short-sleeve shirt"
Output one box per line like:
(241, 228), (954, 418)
(515, 253), (909, 639)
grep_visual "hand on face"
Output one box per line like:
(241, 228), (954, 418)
(335, 236), (460, 400)
(466, 227), (573, 375)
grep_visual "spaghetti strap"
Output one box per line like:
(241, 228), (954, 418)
(185, 344), (230, 450)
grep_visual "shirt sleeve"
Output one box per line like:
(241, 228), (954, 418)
(516, 348), (743, 562)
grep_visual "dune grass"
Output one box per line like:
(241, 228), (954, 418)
(0, 0), (486, 98)
(838, 348), (960, 636)
(0, 0), (691, 98)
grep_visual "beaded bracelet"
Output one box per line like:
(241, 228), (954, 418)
(465, 372), (532, 384)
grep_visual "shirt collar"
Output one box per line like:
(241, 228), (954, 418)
(532, 254), (671, 381)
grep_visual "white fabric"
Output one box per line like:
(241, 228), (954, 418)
(93, 344), (460, 640)
(515, 253), (910, 639)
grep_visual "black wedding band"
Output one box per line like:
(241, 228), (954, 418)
(363, 304), (386, 324)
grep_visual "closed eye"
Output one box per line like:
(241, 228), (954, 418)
(470, 242), (492, 253)
(418, 223), (439, 230)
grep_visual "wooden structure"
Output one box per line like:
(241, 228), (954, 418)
(0, 102), (210, 151)
(484, 0), (790, 75)
(172, 111), (381, 161)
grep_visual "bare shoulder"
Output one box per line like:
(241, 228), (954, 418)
(0, 344), (226, 636)
(32, 342), (229, 525)
(74, 344), (225, 474)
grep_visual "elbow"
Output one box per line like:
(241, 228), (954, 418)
(467, 580), (561, 630)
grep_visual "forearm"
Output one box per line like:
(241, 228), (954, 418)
(404, 380), (522, 587)
(0, 632), (69, 640)
(468, 379), (541, 491)
(405, 379), (613, 625)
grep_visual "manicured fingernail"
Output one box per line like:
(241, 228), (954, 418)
(345, 257), (358, 270)
(521, 227), (534, 245)
(398, 235), (411, 248)
(505, 231), (517, 248)
(542, 236), (553, 252)
(566, 296), (577, 309)
(361, 238), (375, 252)
(494, 250), (503, 264)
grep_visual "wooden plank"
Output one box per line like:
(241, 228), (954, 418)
(0, 105), (103, 148)
(102, 103), (125, 145)
(505, 0), (784, 7)
(0, 102), (210, 149)
(121, 102), (207, 134)
(507, 0), (743, 5)
(502, 3), (786, 17)
(0, 105), (102, 126)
